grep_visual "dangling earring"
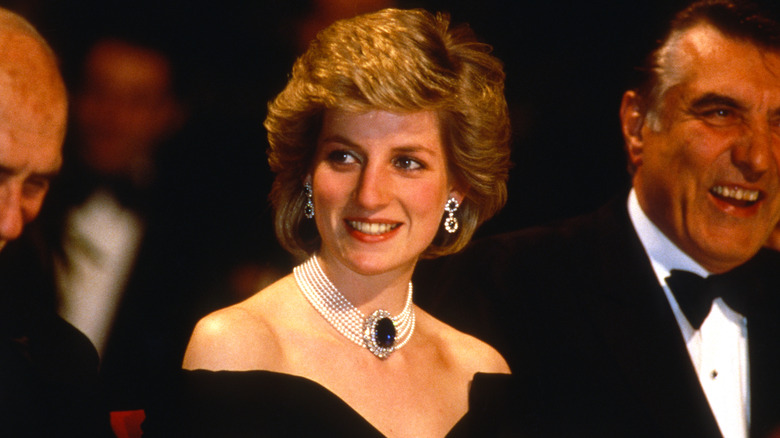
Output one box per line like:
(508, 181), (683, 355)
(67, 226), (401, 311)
(444, 197), (459, 233)
(304, 181), (314, 219)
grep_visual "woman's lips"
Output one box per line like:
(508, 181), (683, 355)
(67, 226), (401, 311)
(346, 220), (401, 235)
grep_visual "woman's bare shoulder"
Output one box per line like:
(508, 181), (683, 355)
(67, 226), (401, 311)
(182, 275), (298, 371)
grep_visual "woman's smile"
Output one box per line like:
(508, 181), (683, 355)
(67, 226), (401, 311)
(346, 219), (402, 236)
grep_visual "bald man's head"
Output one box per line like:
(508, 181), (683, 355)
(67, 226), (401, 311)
(0, 8), (67, 251)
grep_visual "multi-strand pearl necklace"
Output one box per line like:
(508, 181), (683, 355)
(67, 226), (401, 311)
(293, 255), (415, 359)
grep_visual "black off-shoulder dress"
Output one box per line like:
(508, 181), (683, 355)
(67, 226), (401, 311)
(145, 370), (521, 437)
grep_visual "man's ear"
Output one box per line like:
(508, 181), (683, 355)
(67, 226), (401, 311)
(620, 90), (646, 171)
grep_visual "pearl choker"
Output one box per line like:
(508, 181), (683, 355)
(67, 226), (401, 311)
(293, 255), (415, 359)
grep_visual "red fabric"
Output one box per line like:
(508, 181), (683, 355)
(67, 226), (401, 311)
(110, 410), (145, 438)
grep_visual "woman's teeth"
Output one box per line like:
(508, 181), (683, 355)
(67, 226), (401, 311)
(347, 221), (399, 235)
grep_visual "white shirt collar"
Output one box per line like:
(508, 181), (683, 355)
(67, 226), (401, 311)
(627, 188), (710, 285)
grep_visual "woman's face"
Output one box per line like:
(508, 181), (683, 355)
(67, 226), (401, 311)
(311, 109), (457, 279)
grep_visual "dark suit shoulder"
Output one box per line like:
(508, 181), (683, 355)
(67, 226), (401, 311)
(456, 200), (623, 283)
(0, 310), (111, 437)
(26, 313), (101, 381)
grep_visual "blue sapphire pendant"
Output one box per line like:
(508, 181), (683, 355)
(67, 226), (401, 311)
(364, 310), (396, 359)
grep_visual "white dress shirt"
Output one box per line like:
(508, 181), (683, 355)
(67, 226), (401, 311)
(627, 189), (749, 438)
(55, 189), (144, 357)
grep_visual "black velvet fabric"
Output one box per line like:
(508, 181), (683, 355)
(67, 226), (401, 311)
(145, 370), (524, 437)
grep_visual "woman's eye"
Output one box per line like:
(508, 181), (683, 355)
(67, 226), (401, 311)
(394, 157), (423, 170)
(327, 150), (358, 164)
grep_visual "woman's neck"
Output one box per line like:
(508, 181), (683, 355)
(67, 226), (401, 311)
(314, 253), (415, 315)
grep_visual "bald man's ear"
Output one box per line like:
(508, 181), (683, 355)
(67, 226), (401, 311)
(620, 90), (646, 172)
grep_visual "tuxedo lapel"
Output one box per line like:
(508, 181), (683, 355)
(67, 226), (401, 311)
(734, 250), (780, 437)
(578, 198), (722, 437)
(749, 313), (780, 437)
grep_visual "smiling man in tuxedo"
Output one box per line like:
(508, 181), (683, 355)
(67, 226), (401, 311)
(419, 1), (780, 436)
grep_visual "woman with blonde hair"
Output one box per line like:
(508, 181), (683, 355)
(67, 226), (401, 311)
(174, 8), (513, 436)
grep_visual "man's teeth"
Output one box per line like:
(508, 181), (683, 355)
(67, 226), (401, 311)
(711, 186), (759, 202)
(348, 221), (398, 235)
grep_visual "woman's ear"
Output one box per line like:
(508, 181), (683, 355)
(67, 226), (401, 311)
(448, 187), (465, 205)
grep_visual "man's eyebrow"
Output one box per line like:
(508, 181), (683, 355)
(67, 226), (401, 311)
(33, 168), (60, 179)
(28, 172), (59, 183)
(0, 164), (60, 179)
(689, 93), (745, 111)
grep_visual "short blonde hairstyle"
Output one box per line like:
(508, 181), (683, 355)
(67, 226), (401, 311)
(266, 8), (511, 260)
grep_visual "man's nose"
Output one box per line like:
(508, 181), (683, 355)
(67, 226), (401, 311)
(0, 185), (27, 242)
(732, 123), (773, 182)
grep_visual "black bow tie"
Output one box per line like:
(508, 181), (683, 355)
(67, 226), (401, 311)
(665, 269), (748, 330)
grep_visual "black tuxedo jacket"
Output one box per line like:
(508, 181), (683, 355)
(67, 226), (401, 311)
(0, 235), (112, 436)
(417, 195), (780, 437)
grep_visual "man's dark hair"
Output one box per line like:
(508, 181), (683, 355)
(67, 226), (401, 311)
(671, 0), (780, 48)
(637, 0), (780, 128)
